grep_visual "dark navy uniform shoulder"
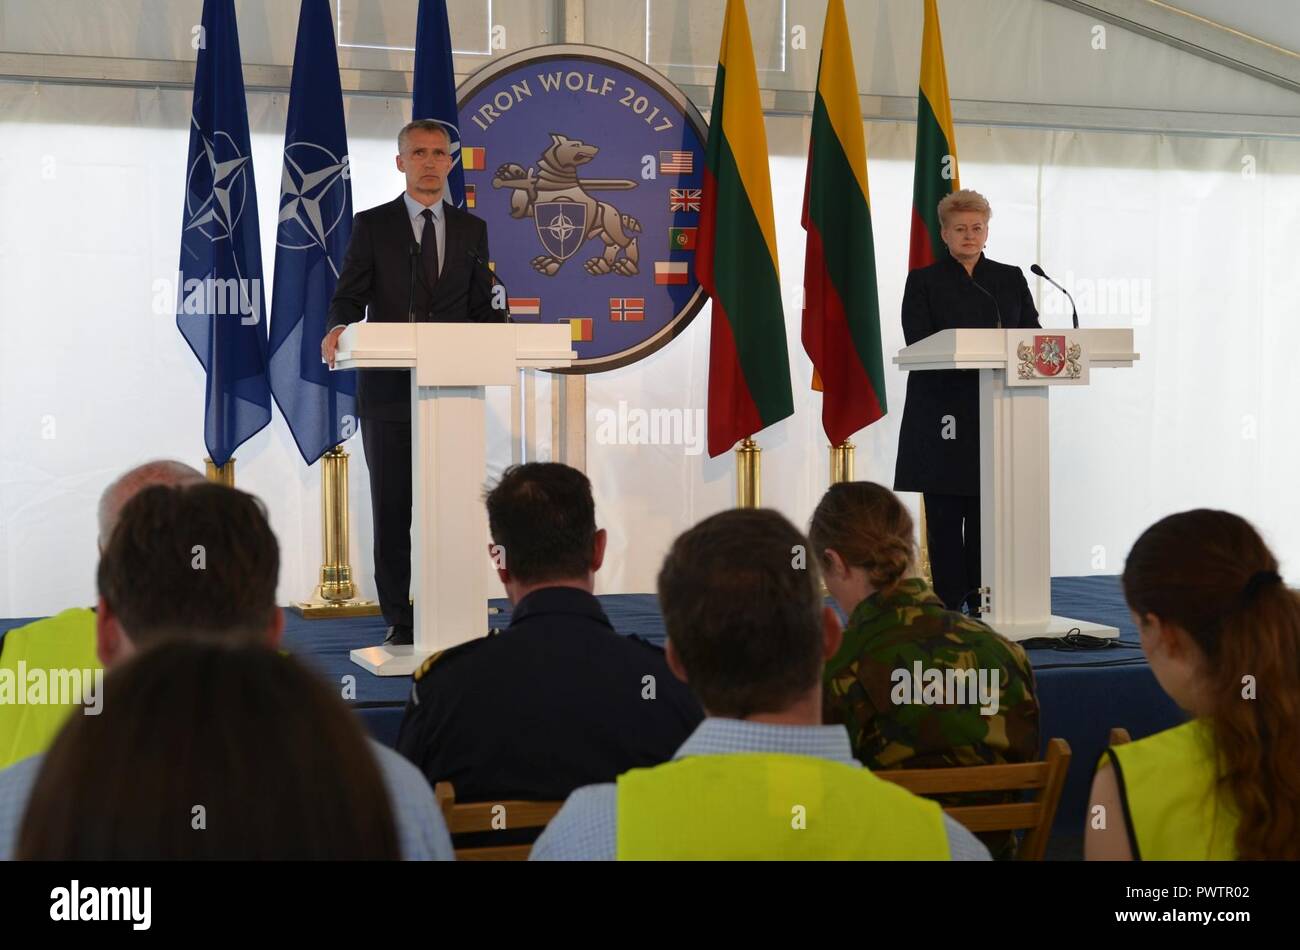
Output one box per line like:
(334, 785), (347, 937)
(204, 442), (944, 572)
(412, 628), (499, 684)
(624, 632), (669, 654)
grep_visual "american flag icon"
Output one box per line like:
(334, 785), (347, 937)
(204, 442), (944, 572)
(659, 150), (694, 174)
(669, 188), (702, 212)
(609, 297), (645, 321)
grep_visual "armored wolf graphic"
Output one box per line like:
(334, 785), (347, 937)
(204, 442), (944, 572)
(491, 133), (642, 277)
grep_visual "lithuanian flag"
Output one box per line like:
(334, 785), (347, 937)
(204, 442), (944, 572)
(801, 0), (885, 445)
(698, 0), (792, 458)
(909, 0), (960, 270)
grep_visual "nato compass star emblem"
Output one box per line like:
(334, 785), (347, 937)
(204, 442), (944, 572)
(542, 207), (582, 248)
(184, 126), (250, 243)
(276, 142), (350, 253)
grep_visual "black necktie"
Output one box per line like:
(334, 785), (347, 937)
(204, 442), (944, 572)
(420, 208), (439, 287)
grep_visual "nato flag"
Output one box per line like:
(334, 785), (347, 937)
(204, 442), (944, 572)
(269, 0), (357, 465)
(176, 0), (270, 468)
(413, 0), (467, 208)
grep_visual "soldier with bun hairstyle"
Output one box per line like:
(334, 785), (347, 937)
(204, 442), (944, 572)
(810, 481), (1040, 857)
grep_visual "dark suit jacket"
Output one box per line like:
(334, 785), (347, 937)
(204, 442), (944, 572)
(893, 254), (1041, 496)
(327, 193), (500, 421)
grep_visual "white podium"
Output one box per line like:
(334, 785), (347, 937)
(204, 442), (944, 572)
(334, 322), (576, 674)
(895, 328), (1138, 641)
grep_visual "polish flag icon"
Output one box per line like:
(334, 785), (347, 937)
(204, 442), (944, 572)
(654, 261), (689, 285)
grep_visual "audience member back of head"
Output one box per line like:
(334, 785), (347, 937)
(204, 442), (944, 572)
(18, 639), (399, 860)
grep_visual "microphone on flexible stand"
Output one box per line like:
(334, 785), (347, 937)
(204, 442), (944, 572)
(970, 276), (1002, 328)
(406, 241), (419, 322)
(1031, 264), (1079, 329)
(466, 250), (512, 323)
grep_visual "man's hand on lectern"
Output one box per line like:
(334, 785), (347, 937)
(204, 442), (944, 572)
(321, 326), (346, 368)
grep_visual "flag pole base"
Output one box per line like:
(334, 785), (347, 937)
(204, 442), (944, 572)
(736, 438), (761, 508)
(828, 441), (855, 484)
(204, 458), (235, 486)
(290, 445), (380, 620)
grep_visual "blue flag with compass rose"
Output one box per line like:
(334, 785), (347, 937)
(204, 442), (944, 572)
(176, 0), (270, 468)
(268, 0), (356, 465)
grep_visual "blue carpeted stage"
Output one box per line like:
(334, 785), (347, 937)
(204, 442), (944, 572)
(0, 575), (1184, 854)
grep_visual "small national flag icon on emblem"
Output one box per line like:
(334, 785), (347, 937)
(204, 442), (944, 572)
(669, 188), (702, 212)
(669, 227), (697, 251)
(609, 297), (645, 321)
(509, 297), (541, 318)
(659, 150), (693, 174)
(465, 184), (477, 208)
(654, 261), (689, 285)
(461, 146), (486, 170)
(568, 318), (593, 342)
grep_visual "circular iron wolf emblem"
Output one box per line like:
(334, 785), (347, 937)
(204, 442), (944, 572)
(458, 45), (708, 374)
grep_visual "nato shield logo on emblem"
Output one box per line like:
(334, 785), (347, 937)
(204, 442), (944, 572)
(458, 46), (708, 372)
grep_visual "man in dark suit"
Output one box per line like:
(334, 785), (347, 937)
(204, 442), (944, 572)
(322, 119), (501, 645)
(894, 189), (1040, 615)
(396, 463), (702, 846)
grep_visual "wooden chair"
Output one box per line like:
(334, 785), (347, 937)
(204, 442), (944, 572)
(1109, 727), (1132, 746)
(876, 737), (1071, 860)
(434, 782), (564, 861)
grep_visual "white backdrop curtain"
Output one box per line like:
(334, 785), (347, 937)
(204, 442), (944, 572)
(2, 80), (1298, 616)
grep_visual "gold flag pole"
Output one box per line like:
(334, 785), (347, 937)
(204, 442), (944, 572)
(736, 438), (762, 508)
(204, 458), (235, 486)
(292, 445), (379, 619)
(828, 440), (854, 484)
(918, 498), (934, 585)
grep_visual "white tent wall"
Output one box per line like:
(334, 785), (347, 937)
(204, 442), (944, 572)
(2, 0), (1299, 616)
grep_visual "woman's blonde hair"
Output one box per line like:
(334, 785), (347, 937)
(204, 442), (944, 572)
(938, 188), (992, 227)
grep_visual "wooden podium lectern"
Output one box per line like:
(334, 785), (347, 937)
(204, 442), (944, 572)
(333, 322), (576, 675)
(895, 328), (1138, 641)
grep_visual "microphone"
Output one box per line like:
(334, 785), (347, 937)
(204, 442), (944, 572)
(969, 276), (1002, 329)
(466, 250), (512, 323)
(406, 241), (419, 323)
(1031, 264), (1079, 329)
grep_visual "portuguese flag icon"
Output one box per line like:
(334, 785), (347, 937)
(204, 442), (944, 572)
(801, 0), (886, 446)
(910, 0), (960, 269)
(698, 0), (793, 458)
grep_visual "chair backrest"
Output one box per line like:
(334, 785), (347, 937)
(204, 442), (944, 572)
(1109, 727), (1133, 746)
(876, 737), (1072, 861)
(434, 782), (564, 861)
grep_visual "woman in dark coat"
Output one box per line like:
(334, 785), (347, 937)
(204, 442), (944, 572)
(894, 190), (1040, 613)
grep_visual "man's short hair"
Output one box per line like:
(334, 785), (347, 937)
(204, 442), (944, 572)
(96, 482), (279, 647)
(398, 119), (451, 153)
(657, 509), (824, 718)
(484, 463), (596, 585)
(97, 460), (205, 548)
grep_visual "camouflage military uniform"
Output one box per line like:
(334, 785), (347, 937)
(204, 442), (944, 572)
(823, 577), (1040, 856)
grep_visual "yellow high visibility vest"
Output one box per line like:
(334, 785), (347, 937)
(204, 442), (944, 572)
(1107, 719), (1238, 860)
(616, 752), (950, 860)
(0, 608), (100, 769)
